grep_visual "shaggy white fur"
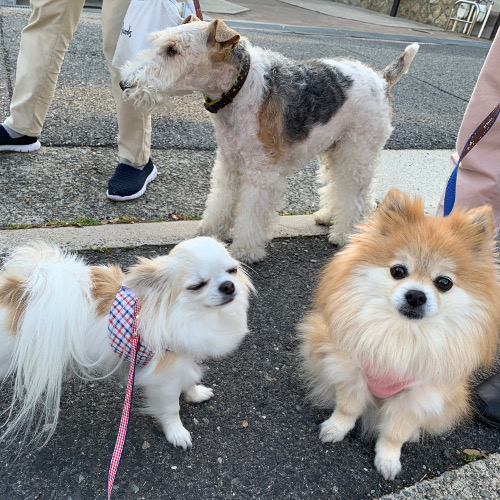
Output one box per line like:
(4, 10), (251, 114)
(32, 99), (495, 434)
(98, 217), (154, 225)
(120, 18), (419, 263)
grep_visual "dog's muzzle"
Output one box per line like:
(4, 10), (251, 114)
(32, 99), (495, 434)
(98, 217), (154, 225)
(217, 280), (236, 306)
(399, 289), (427, 320)
(119, 80), (130, 91)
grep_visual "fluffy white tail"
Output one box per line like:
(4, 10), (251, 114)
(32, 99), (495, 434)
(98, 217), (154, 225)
(382, 43), (419, 88)
(1, 243), (94, 446)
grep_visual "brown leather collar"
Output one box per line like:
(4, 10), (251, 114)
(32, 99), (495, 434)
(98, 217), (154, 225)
(203, 52), (250, 114)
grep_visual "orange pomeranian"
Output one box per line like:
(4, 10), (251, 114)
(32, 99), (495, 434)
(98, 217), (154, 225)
(298, 189), (500, 480)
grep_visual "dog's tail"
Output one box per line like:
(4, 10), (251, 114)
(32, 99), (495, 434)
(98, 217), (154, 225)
(0, 242), (94, 446)
(382, 43), (419, 88)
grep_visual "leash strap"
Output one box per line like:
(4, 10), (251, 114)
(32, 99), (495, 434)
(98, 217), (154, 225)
(192, 0), (203, 20)
(443, 102), (500, 216)
(106, 300), (141, 500)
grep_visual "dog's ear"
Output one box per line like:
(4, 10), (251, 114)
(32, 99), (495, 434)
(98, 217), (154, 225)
(379, 189), (410, 215)
(463, 205), (496, 243)
(182, 14), (200, 24)
(207, 19), (240, 51)
(377, 189), (424, 225)
(124, 257), (160, 294)
(124, 256), (180, 308)
(465, 205), (495, 233)
(445, 205), (496, 254)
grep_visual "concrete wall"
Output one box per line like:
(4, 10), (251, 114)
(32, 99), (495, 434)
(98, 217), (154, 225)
(331, 0), (499, 38)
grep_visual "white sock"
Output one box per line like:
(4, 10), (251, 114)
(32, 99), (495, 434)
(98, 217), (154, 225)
(2, 123), (24, 139)
(122, 160), (145, 170)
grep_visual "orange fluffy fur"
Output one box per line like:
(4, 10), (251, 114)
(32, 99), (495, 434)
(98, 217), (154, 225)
(299, 188), (500, 480)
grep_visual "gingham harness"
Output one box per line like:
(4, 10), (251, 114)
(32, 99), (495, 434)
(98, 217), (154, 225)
(107, 284), (157, 365)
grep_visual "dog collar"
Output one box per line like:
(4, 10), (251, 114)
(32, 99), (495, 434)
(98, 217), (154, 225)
(203, 52), (250, 113)
(357, 354), (414, 398)
(108, 285), (156, 366)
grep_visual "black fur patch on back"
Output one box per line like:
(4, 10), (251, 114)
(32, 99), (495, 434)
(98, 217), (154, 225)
(263, 59), (353, 142)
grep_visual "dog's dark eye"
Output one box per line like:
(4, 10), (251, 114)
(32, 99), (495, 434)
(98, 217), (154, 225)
(434, 276), (453, 292)
(227, 267), (237, 274)
(165, 45), (177, 57)
(187, 281), (207, 291)
(390, 265), (407, 280)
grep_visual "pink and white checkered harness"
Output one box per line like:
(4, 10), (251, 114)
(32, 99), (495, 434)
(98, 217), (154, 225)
(106, 284), (172, 499)
(107, 285), (154, 366)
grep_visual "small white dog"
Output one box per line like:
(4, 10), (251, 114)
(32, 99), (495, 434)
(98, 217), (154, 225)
(119, 17), (418, 263)
(0, 237), (254, 449)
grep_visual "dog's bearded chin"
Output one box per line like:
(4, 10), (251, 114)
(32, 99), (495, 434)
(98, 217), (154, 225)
(398, 307), (425, 320)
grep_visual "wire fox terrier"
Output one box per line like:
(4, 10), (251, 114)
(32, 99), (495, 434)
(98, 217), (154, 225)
(120, 16), (419, 263)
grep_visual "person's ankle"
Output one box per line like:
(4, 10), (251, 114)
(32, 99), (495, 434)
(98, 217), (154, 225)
(2, 123), (24, 139)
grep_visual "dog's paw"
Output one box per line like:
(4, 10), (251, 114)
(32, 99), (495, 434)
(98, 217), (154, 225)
(319, 418), (348, 443)
(184, 384), (214, 403)
(164, 421), (192, 450)
(198, 222), (231, 241)
(408, 428), (420, 443)
(313, 209), (332, 226)
(229, 244), (267, 263)
(327, 230), (350, 247)
(374, 454), (402, 481)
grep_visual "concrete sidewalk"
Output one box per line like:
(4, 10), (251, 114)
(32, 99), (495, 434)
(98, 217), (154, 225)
(0, 148), (453, 254)
(199, 0), (494, 43)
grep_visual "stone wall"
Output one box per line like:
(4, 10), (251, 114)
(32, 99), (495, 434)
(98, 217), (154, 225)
(331, 0), (463, 29)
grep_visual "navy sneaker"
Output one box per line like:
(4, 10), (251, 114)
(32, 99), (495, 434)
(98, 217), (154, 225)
(0, 125), (41, 152)
(106, 159), (158, 201)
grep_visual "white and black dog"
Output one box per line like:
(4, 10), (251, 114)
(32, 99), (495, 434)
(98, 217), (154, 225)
(120, 17), (418, 263)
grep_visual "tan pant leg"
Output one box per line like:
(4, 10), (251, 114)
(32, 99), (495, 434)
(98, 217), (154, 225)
(101, 0), (152, 166)
(5, 0), (85, 136)
(436, 34), (500, 228)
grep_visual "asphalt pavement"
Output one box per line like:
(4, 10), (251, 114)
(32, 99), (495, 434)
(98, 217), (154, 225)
(1, 1), (499, 499)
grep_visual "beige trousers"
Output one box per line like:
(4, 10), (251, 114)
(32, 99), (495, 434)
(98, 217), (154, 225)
(5, 0), (151, 166)
(436, 33), (500, 229)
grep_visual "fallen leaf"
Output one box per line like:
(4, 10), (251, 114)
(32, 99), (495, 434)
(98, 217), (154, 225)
(242, 420), (248, 428)
(171, 212), (187, 221)
(463, 449), (481, 456)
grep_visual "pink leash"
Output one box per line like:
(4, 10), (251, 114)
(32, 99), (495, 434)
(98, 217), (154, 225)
(106, 300), (141, 500)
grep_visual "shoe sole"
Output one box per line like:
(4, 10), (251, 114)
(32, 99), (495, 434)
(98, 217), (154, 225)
(106, 164), (158, 202)
(475, 412), (500, 429)
(0, 141), (41, 152)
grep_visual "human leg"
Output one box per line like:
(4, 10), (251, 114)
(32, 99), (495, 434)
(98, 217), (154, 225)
(101, 0), (155, 200)
(101, 0), (152, 167)
(436, 34), (500, 226)
(436, 34), (500, 429)
(2, 0), (85, 150)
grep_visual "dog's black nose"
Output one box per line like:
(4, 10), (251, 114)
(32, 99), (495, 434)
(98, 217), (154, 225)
(405, 290), (427, 308)
(219, 280), (235, 295)
(119, 80), (129, 91)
